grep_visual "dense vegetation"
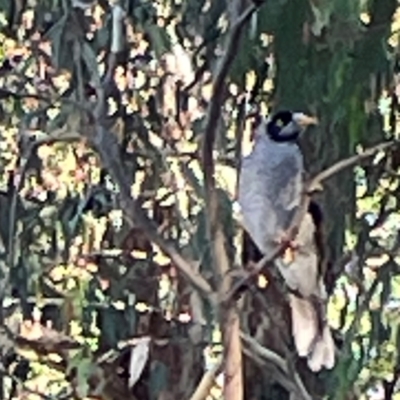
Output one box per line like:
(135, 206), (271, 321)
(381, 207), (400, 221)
(0, 0), (400, 399)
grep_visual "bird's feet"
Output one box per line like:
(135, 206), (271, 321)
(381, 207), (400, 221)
(276, 230), (299, 264)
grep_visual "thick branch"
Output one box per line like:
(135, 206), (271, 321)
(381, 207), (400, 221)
(201, 3), (258, 194)
(200, 2), (260, 282)
(200, 1), (264, 290)
(92, 128), (214, 296)
(199, 4), (263, 400)
(189, 359), (223, 400)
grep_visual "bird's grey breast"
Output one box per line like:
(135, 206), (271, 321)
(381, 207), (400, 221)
(269, 142), (303, 228)
(238, 138), (304, 252)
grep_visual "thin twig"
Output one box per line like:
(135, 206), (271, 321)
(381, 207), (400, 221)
(308, 140), (396, 189)
(201, 3), (258, 196)
(242, 347), (302, 397)
(234, 97), (247, 200)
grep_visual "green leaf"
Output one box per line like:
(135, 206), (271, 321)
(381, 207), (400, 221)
(45, 13), (69, 70)
(68, 352), (95, 398)
(187, 207), (210, 263)
(145, 24), (171, 59)
(81, 41), (102, 88)
(309, 0), (334, 36)
(179, 160), (203, 197)
(0, 0), (15, 29)
(59, 195), (83, 238)
(149, 361), (169, 400)
(94, 25), (110, 52)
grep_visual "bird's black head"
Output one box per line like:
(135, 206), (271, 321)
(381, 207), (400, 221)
(265, 110), (317, 143)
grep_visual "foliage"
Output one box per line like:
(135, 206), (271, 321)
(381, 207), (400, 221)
(0, 0), (399, 399)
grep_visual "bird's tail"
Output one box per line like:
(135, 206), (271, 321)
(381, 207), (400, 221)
(289, 294), (335, 372)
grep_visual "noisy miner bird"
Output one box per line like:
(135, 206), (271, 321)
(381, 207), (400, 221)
(238, 110), (335, 372)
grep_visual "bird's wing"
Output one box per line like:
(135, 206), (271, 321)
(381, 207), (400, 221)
(279, 211), (335, 371)
(238, 142), (303, 254)
(238, 154), (278, 253)
(277, 212), (320, 296)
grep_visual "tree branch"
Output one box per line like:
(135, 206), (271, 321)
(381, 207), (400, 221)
(92, 127), (214, 296)
(201, 3), (258, 196)
(189, 359), (223, 400)
(308, 140), (396, 190)
(199, 3), (264, 399)
(241, 332), (312, 400)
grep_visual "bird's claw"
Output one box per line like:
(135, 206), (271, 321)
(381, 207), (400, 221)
(276, 231), (298, 264)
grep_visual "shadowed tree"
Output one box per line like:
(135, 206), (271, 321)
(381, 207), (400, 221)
(0, 1), (399, 399)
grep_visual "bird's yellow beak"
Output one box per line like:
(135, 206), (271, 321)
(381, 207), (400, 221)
(293, 113), (319, 127)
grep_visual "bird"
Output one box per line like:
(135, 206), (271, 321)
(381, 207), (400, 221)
(239, 110), (315, 252)
(238, 110), (335, 371)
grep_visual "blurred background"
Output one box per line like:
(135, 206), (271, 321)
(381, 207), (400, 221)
(0, 0), (399, 399)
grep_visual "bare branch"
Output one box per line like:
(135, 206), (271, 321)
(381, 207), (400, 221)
(308, 140), (397, 190)
(189, 359), (223, 400)
(241, 333), (312, 400)
(200, 0), (265, 292)
(199, 0), (263, 300)
(201, 3), (258, 196)
(242, 347), (301, 397)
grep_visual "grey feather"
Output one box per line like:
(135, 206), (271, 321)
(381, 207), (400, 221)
(277, 213), (320, 296)
(238, 119), (303, 254)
